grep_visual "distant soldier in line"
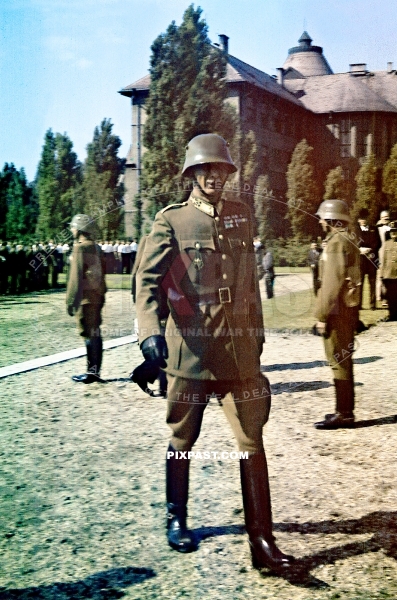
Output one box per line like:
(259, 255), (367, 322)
(253, 237), (264, 280)
(307, 241), (321, 295)
(357, 208), (378, 310)
(130, 239), (138, 273)
(262, 246), (275, 299)
(376, 210), (391, 306)
(314, 200), (361, 430)
(66, 214), (107, 384)
(0, 241), (7, 294)
(379, 220), (397, 321)
(136, 134), (295, 572)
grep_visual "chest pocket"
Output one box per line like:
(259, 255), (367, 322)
(180, 238), (234, 288)
(228, 238), (245, 250)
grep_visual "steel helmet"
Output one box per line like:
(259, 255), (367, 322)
(315, 200), (351, 223)
(182, 133), (237, 177)
(70, 214), (98, 238)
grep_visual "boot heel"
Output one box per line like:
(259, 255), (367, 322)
(250, 544), (262, 570)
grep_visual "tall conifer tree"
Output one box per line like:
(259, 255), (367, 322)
(353, 153), (380, 223)
(138, 4), (237, 226)
(382, 143), (397, 214)
(82, 118), (125, 239)
(286, 139), (320, 238)
(36, 130), (81, 239)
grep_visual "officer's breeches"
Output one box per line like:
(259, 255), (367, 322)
(323, 307), (357, 380)
(76, 303), (103, 338)
(166, 374), (271, 455)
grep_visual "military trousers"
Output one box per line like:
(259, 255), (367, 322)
(166, 373), (271, 455)
(323, 305), (358, 380)
(76, 302), (104, 339)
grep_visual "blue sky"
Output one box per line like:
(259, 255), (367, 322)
(1, 0), (397, 181)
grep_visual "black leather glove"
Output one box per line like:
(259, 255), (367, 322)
(130, 359), (160, 395)
(67, 305), (75, 317)
(140, 335), (168, 368)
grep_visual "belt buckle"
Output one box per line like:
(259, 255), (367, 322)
(219, 287), (231, 303)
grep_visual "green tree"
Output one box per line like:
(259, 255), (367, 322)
(0, 164), (37, 241)
(82, 118), (125, 239)
(0, 163), (18, 239)
(241, 130), (258, 186)
(323, 165), (348, 201)
(36, 130), (81, 239)
(286, 139), (320, 238)
(254, 174), (274, 242)
(138, 4), (237, 228)
(353, 153), (380, 223)
(382, 142), (397, 214)
(5, 167), (37, 240)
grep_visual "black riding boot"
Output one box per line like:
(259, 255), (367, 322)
(240, 452), (295, 572)
(315, 379), (355, 429)
(166, 444), (197, 553)
(72, 337), (103, 384)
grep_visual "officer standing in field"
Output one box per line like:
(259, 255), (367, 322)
(314, 200), (361, 430)
(136, 134), (294, 572)
(66, 214), (107, 384)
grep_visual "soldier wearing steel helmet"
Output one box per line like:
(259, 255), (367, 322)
(314, 199), (361, 430)
(135, 133), (295, 572)
(66, 214), (107, 383)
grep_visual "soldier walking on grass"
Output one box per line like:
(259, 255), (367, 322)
(66, 214), (107, 384)
(135, 133), (294, 573)
(314, 200), (361, 430)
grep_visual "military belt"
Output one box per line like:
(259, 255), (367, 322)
(189, 287), (232, 305)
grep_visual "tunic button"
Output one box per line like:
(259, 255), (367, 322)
(222, 254), (227, 260)
(242, 241), (246, 247)
(215, 216), (220, 222)
(195, 242), (201, 249)
(222, 273), (228, 280)
(219, 234), (224, 240)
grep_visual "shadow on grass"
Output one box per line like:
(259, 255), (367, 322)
(263, 356), (382, 373)
(271, 380), (333, 395)
(193, 510), (397, 589)
(0, 566), (156, 599)
(353, 414), (397, 428)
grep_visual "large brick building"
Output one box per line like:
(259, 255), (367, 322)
(119, 32), (397, 237)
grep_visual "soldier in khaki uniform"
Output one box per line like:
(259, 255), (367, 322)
(136, 134), (294, 572)
(66, 214), (106, 383)
(314, 200), (361, 429)
(379, 220), (397, 320)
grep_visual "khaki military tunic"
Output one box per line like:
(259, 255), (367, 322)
(136, 194), (264, 381)
(136, 194), (269, 454)
(315, 228), (360, 380)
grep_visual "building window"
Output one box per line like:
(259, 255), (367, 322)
(340, 119), (351, 157)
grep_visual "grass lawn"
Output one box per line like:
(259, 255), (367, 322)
(58, 271), (388, 332)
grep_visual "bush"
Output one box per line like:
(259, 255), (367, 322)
(269, 236), (311, 267)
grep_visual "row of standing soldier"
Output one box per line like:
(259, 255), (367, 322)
(64, 133), (394, 577)
(0, 241), (71, 295)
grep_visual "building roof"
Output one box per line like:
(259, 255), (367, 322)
(360, 70), (397, 110)
(118, 33), (397, 118)
(283, 72), (397, 114)
(119, 53), (302, 107)
(225, 54), (302, 105)
(119, 74), (151, 97)
(282, 31), (333, 77)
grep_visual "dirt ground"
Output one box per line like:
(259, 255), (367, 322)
(0, 283), (396, 599)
